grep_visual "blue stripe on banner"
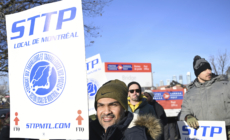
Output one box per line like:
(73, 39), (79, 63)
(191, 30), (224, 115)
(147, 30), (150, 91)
(153, 91), (183, 100)
(107, 64), (132, 71)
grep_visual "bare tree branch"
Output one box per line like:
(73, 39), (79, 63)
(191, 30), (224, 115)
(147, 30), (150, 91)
(217, 50), (228, 75)
(0, 0), (113, 73)
(0, 76), (8, 96)
(209, 55), (218, 75)
(209, 49), (230, 75)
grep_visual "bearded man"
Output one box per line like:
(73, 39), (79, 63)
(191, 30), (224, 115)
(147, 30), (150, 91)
(89, 80), (162, 140)
(127, 81), (156, 116)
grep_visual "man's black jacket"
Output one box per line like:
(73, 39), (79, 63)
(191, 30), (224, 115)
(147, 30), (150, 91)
(149, 100), (167, 126)
(89, 111), (162, 140)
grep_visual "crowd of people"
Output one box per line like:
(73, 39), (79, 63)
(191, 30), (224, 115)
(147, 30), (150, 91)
(89, 55), (230, 140)
(89, 78), (177, 140)
(0, 55), (230, 140)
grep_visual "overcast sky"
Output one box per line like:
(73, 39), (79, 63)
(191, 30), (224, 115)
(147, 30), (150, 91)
(84, 0), (230, 86)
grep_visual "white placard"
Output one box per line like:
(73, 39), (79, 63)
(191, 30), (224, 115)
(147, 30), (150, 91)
(177, 121), (227, 140)
(164, 109), (181, 117)
(6, 0), (88, 139)
(86, 54), (107, 115)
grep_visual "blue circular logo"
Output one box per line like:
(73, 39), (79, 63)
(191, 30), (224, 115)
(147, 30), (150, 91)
(23, 51), (66, 106)
(87, 79), (99, 97)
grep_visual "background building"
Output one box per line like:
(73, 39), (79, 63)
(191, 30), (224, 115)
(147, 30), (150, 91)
(166, 79), (171, 85)
(160, 80), (164, 86)
(172, 75), (177, 82)
(179, 75), (183, 84)
(187, 72), (191, 84)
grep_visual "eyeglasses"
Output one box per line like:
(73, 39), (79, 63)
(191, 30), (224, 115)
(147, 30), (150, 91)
(129, 89), (141, 93)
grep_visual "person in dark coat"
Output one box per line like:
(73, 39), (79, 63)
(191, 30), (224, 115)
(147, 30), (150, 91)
(127, 82), (156, 116)
(144, 90), (168, 140)
(143, 90), (167, 126)
(90, 79), (162, 140)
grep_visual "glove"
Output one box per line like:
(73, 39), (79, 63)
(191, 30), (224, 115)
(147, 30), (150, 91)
(186, 115), (199, 129)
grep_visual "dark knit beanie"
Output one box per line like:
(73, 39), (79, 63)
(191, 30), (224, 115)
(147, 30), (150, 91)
(127, 81), (141, 91)
(193, 55), (212, 77)
(94, 79), (128, 111)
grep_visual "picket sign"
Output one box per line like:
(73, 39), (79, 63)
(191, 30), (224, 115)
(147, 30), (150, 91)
(6, 0), (89, 139)
(86, 54), (107, 115)
(177, 121), (227, 140)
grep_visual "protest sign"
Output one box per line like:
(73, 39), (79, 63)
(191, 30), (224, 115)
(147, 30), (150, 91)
(86, 54), (107, 115)
(6, 0), (88, 139)
(152, 89), (184, 117)
(177, 121), (227, 140)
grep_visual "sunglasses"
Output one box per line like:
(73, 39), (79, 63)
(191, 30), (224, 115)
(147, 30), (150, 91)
(129, 89), (141, 93)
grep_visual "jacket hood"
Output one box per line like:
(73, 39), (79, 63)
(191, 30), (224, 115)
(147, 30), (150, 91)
(134, 114), (162, 139)
(187, 74), (227, 90)
(139, 98), (148, 108)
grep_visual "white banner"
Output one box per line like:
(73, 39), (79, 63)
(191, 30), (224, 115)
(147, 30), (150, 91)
(105, 72), (152, 87)
(177, 121), (227, 140)
(86, 54), (107, 115)
(6, 0), (88, 139)
(103, 62), (153, 87)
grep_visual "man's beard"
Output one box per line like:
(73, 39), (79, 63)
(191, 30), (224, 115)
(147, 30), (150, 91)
(131, 95), (140, 101)
(199, 73), (212, 82)
(98, 111), (126, 130)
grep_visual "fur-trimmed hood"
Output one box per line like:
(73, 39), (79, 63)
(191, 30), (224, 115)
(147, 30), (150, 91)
(128, 113), (162, 140)
(89, 112), (162, 140)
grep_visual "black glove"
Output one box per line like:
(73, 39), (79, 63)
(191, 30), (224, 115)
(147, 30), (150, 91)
(186, 115), (199, 129)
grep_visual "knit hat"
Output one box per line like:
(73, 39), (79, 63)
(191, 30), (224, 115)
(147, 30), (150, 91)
(94, 79), (128, 111)
(193, 55), (212, 77)
(144, 90), (154, 98)
(127, 81), (142, 92)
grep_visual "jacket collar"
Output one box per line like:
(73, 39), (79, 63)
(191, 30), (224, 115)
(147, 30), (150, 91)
(133, 114), (162, 139)
(109, 111), (133, 131)
(187, 74), (227, 89)
(138, 98), (148, 108)
(127, 95), (148, 111)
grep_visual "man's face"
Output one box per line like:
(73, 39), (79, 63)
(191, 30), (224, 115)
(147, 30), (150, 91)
(144, 93), (152, 103)
(97, 98), (125, 131)
(198, 69), (212, 83)
(128, 84), (141, 102)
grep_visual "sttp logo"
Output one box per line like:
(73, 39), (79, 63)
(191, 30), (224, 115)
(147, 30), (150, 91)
(86, 59), (98, 71)
(182, 125), (223, 138)
(10, 7), (76, 40)
(87, 79), (99, 98)
(23, 51), (66, 106)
